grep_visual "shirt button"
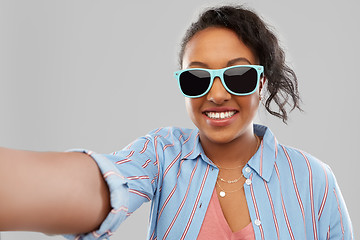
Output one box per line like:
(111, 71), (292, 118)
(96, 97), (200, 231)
(245, 167), (251, 173)
(245, 179), (252, 185)
(254, 219), (261, 226)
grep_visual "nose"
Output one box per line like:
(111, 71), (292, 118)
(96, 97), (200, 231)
(206, 77), (231, 104)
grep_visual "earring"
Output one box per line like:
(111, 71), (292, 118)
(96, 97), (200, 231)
(259, 93), (264, 104)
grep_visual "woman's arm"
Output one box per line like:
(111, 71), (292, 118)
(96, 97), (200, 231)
(0, 147), (111, 235)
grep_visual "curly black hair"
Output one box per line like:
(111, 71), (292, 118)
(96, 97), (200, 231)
(178, 5), (301, 123)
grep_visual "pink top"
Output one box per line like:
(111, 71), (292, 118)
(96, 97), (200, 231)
(197, 189), (255, 240)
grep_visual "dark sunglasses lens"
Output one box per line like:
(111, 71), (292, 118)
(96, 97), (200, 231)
(179, 70), (211, 96)
(224, 67), (258, 94)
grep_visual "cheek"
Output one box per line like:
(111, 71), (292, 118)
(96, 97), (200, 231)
(237, 93), (260, 112)
(250, 93), (260, 107)
(185, 98), (201, 120)
(185, 98), (195, 119)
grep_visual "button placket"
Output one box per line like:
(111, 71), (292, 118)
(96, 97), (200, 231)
(245, 178), (252, 185)
(243, 165), (251, 179)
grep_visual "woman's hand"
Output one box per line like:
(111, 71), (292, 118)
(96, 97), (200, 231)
(0, 147), (111, 235)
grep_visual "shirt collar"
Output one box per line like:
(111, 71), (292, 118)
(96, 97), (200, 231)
(180, 129), (218, 167)
(180, 124), (279, 182)
(248, 124), (278, 182)
(180, 129), (203, 161)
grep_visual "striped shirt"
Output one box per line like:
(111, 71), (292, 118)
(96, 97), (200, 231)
(64, 124), (353, 240)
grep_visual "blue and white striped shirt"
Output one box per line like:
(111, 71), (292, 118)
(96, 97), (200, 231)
(64, 124), (353, 240)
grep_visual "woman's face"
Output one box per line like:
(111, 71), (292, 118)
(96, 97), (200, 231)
(182, 27), (262, 145)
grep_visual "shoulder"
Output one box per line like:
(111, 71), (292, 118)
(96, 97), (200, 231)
(255, 124), (336, 187)
(118, 127), (200, 162)
(143, 126), (201, 168)
(124, 127), (200, 158)
(145, 126), (198, 145)
(276, 144), (336, 190)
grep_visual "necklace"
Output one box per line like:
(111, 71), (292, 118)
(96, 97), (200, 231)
(215, 135), (261, 198)
(216, 180), (244, 197)
(217, 173), (244, 183)
(217, 163), (246, 170)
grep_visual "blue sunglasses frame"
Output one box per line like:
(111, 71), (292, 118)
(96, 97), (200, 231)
(174, 65), (264, 98)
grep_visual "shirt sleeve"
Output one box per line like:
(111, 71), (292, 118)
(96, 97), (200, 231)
(63, 134), (161, 240)
(318, 165), (354, 239)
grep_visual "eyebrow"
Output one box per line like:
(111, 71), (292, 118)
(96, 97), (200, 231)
(227, 57), (252, 65)
(187, 61), (209, 68)
(186, 57), (252, 68)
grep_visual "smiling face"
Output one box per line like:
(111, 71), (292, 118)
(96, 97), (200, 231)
(182, 27), (263, 145)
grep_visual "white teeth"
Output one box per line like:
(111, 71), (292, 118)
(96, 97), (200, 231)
(205, 111), (236, 120)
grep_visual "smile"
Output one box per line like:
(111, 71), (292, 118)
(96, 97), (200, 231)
(204, 111), (237, 120)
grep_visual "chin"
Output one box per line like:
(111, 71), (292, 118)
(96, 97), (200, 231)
(200, 129), (240, 145)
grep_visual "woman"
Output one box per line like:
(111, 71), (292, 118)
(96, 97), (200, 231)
(0, 5), (353, 240)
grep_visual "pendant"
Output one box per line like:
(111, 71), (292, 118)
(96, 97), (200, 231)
(219, 191), (226, 197)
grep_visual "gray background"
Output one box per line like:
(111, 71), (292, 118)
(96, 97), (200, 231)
(0, 0), (358, 239)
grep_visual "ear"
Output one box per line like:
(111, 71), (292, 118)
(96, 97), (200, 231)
(259, 75), (266, 93)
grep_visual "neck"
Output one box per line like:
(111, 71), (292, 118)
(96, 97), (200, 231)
(200, 127), (259, 169)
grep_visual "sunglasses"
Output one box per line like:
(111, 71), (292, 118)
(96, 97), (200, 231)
(174, 65), (264, 98)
